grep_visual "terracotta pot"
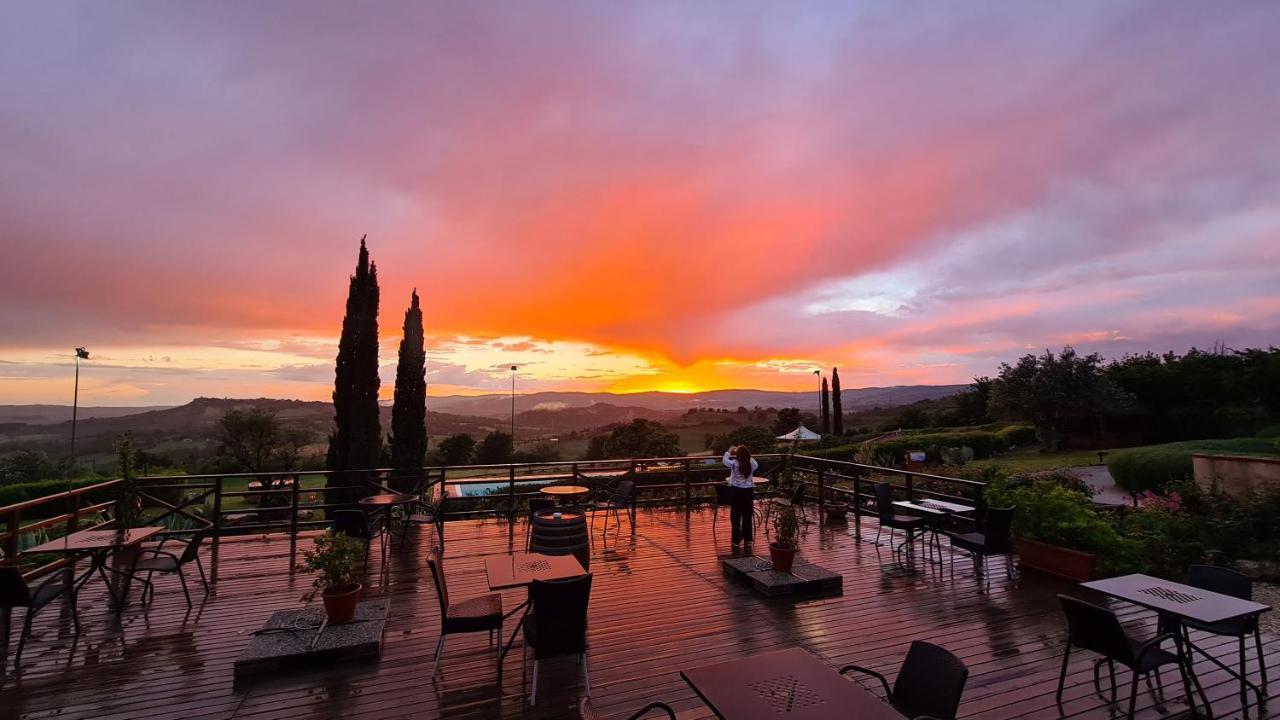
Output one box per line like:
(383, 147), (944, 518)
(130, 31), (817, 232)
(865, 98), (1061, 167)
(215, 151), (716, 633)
(322, 583), (363, 624)
(824, 507), (848, 525)
(1017, 539), (1096, 582)
(769, 543), (798, 573)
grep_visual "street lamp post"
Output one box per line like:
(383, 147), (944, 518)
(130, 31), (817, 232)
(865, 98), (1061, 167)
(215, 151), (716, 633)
(71, 347), (90, 463)
(510, 365), (517, 442)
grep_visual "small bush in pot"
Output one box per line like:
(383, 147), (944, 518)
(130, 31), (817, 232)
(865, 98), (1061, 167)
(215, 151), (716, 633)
(299, 530), (365, 623)
(770, 504), (800, 572)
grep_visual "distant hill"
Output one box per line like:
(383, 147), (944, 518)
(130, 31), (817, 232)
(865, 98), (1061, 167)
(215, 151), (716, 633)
(428, 385), (967, 419)
(0, 404), (172, 425)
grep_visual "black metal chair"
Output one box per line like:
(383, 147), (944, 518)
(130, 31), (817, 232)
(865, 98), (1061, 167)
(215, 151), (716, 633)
(526, 498), (557, 549)
(589, 480), (634, 536)
(578, 697), (674, 719)
(0, 565), (79, 666)
(872, 483), (926, 560)
(426, 547), (502, 679)
(525, 573), (593, 705)
(840, 640), (969, 720)
(1180, 564), (1268, 708)
(127, 530), (211, 607)
(1055, 595), (1203, 719)
(942, 506), (1016, 585)
(398, 477), (439, 550)
(711, 483), (734, 532)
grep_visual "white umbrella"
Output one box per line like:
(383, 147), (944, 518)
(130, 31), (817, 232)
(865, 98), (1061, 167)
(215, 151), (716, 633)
(776, 425), (821, 441)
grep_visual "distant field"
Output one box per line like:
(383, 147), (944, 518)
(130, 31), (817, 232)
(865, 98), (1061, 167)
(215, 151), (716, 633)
(967, 447), (1104, 474)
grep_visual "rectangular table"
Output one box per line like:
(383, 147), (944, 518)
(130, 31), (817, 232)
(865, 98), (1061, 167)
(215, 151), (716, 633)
(893, 499), (974, 565)
(1083, 573), (1272, 706)
(25, 527), (165, 610)
(485, 551), (587, 661)
(681, 647), (902, 720)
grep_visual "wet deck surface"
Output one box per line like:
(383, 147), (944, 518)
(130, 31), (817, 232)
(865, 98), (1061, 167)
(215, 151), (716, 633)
(1, 506), (1274, 719)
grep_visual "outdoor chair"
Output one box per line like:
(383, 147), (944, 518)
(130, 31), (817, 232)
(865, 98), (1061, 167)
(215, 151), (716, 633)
(398, 477), (439, 550)
(426, 547), (502, 679)
(525, 573), (593, 705)
(943, 506), (1016, 586)
(1054, 595), (1203, 719)
(1180, 564), (1268, 708)
(332, 509), (373, 562)
(578, 697), (674, 719)
(525, 498), (557, 548)
(840, 640), (969, 720)
(0, 565), (79, 666)
(872, 483), (927, 560)
(711, 483), (734, 532)
(127, 530), (211, 607)
(589, 480), (634, 536)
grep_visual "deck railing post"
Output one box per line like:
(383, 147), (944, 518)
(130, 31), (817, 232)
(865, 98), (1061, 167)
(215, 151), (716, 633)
(508, 465), (517, 522)
(905, 472), (914, 502)
(289, 474), (301, 555)
(211, 476), (223, 584)
(817, 465), (826, 517)
(853, 468), (862, 542)
(683, 459), (691, 510)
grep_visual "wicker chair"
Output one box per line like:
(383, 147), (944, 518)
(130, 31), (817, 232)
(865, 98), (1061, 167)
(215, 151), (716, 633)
(427, 547), (503, 678)
(128, 530), (211, 607)
(841, 640), (968, 720)
(578, 697), (675, 719)
(0, 566), (79, 666)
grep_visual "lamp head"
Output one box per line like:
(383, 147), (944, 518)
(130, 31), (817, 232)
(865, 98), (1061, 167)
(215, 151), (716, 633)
(75, 347), (90, 359)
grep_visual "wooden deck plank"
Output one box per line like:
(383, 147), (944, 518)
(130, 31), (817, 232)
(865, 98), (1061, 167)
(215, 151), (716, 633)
(1, 507), (1274, 719)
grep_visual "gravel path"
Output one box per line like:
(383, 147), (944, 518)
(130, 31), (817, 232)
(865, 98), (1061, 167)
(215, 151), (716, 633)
(1258, 582), (1280, 634)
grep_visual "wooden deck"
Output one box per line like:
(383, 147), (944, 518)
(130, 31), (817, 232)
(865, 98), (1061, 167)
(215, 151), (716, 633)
(1, 506), (1274, 719)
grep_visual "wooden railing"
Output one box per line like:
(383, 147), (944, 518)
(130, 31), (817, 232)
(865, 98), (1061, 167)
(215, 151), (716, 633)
(0, 454), (984, 579)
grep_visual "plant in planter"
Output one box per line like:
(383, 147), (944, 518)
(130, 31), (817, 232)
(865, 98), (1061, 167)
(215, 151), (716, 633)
(770, 504), (800, 573)
(299, 530), (366, 624)
(113, 433), (143, 537)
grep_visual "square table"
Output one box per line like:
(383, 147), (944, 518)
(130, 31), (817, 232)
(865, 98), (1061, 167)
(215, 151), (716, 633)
(485, 551), (587, 661)
(893, 499), (974, 565)
(1083, 573), (1272, 706)
(681, 647), (903, 720)
(25, 527), (165, 610)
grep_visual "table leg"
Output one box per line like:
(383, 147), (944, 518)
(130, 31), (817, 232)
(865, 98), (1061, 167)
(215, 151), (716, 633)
(499, 598), (531, 663)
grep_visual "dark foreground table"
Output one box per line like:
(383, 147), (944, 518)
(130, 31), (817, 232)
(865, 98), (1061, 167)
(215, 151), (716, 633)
(681, 647), (901, 720)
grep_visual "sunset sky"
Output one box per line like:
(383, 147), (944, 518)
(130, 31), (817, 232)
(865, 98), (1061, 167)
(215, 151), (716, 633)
(2, 2), (1278, 406)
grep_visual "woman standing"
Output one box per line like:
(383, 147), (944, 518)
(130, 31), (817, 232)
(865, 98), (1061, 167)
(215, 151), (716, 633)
(723, 445), (759, 549)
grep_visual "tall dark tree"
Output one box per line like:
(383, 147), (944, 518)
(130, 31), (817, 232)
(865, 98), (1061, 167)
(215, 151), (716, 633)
(327, 236), (382, 502)
(820, 377), (831, 434)
(388, 290), (426, 489)
(831, 367), (844, 436)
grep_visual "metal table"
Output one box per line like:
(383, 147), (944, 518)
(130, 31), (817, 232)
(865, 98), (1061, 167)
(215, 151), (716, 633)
(681, 647), (901, 719)
(1084, 573), (1272, 708)
(25, 527), (164, 611)
(484, 551), (587, 662)
(893, 499), (974, 565)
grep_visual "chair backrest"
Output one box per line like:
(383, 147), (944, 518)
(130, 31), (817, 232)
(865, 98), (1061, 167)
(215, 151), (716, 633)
(1059, 595), (1135, 665)
(890, 641), (969, 720)
(1188, 564), (1251, 601)
(577, 697), (602, 720)
(332, 509), (370, 539)
(0, 566), (33, 608)
(873, 482), (895, 520)
(611, 480), (635, 503)
(179, 531), (206, 564)
(982, 507), (1015, 552)
(426, 547), (449, 617)
(790, 484), (805, 505)
(529, 573), (592, 658)
(714, 483), (734, 507)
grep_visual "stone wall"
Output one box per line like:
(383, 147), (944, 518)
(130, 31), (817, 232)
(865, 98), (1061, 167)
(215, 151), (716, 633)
(1192, 453), (1280, 500)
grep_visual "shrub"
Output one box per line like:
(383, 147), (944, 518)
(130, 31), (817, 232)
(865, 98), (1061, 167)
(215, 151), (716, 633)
(1108, 438), (1280, 494)
(996, 425), (1038, 447)
(0, 477), (113, 515)
(984, 478), (1135, 575)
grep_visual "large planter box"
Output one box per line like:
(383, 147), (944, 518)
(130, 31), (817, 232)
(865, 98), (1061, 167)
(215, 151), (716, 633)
(1017, 538), (1096, 582)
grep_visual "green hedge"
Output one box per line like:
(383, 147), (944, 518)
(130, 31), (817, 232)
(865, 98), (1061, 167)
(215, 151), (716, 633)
(995, 425), (1038, 447)
(806, 430), (1010, 464)
(0, 477), (113, 517)
(1107, 438), (1280, 494)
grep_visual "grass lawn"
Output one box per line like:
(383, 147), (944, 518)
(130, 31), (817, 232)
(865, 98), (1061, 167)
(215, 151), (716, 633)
(967, 447), (1105, 474)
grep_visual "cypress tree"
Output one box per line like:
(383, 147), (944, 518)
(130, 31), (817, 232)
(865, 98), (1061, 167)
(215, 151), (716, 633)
(832, 367), (844, 436)
(820, 377), (831, 434)
(327, 236), (382, 503)
(389, 289), (426, 489)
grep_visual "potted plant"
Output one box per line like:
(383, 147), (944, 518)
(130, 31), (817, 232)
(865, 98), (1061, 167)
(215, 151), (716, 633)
(985, 476), (1116, 581)
(113, 433), (143, 539)
(299, 530), (365, 624)
(770, 504), (800, 573)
